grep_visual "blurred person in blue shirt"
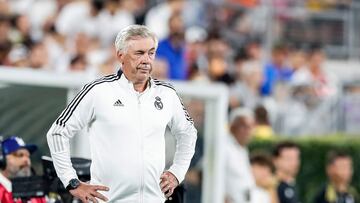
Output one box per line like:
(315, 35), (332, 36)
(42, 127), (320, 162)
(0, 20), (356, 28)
(261, 44), (293, 96)
(156, 12), (187, 80)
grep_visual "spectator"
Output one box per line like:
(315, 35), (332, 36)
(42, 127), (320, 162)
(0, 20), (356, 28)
(273, 141), (301, 203)
(250, 152), (279, 203)
(206, 31), (234, 85)
(229, 48), (249, 109)
(95, 0), (135, 47)
(292, 45), (338, 98)
(0, 136), (45, 203)
(7, 45), (28, 67)
(225, 108), (259, 203)
(185, 26), (208, 81)
(253, 105), (274, 139)
(28, 41), (49, 69)
(145, 0), (185, 41)
(314, 150), (360, 203)
(9, 14), (32, 46)
(0, 15), (10, 44)
(156, 12), (187, 80)
(261, 44), (293, 96)
(69, 54), (87, 72)
(230, 61), (263, 109)
(244, 39), (263, 62)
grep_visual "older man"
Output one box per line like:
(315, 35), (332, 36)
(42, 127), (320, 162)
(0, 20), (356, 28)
(47, 24), (197, 203)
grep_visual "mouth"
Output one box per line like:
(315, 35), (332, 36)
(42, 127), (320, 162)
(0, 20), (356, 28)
(137, 65), (151, 72)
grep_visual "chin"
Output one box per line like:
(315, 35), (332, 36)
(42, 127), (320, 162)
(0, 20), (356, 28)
(137, 74), (149, 81)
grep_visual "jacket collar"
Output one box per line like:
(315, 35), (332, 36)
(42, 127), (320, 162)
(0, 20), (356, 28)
(117, 69), (155, 92)
(0, 172), (12, 192)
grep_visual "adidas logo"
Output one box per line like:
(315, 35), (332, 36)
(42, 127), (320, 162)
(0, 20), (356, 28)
(113, 99), (124, 106)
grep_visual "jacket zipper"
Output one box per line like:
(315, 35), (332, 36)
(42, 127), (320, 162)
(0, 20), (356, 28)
(138, 95), (144, 203)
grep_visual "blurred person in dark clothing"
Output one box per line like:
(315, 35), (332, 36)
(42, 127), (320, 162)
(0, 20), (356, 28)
(206, 31), (234, 85)
(314, 150), (360, 203)
(273, 141), (301, 203)
(10, 14), (32, 46)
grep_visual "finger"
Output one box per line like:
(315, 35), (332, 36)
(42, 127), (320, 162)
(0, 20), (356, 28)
(165, 187), (174, 198)
(160, 180), (168, 189)
(93, 185), (110, 191)
(162, 184), (171, 193)
(87, 195), (98, 203)
(161, 184), (168, 193)
(160, 173), (169, 180)
(91, 191), (109, 202)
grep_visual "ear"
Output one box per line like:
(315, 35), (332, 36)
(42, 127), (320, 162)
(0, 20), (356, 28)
(229, 123), (236, 135)
(116, 50), (124, 64)
(326, 165), (332, 176)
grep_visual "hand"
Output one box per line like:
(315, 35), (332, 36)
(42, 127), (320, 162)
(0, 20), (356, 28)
(69, 181), (109, 203)
(160, 171), (179, 199)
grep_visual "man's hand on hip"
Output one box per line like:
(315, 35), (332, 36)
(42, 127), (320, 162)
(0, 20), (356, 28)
(160, 171), (179, 199)
(69, 181), (109, 203)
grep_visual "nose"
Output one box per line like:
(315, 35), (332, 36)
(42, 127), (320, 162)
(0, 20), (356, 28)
(22, 156), (31, 166)
(141, 53), (153, 63)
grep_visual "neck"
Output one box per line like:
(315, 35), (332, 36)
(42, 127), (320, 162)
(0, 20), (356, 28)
(1, 171), (10, 180)
(133, 80), (148, 92)
(276, 171), (294, 184)
(234, 137), (247, 147)
(331, 181), (349, 193)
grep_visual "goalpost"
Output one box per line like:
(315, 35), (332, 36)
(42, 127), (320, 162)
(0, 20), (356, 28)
(0, 67), (228, 203)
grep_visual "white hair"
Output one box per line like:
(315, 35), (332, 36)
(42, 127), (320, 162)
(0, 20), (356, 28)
(114, 24), (158, 53)
(229, 107), (254, 124)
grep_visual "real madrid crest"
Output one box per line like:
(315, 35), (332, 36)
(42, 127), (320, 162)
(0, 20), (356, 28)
(154, 96), (163, 110)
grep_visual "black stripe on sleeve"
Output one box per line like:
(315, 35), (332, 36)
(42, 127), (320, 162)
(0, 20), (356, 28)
(154, 80), (194, 124)
(55, 74), (120, 127)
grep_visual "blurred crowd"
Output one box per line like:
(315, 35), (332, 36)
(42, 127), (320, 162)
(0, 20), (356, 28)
(0, 1), (358, 203)
(184, 107), (359, 203)
(0, 0), (352, 136)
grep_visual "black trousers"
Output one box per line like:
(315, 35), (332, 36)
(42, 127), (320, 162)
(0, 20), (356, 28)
(165, 184), (186, 203)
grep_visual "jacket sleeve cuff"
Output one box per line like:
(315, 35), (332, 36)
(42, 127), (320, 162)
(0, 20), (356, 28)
(167, 166), (186, 184)
(61, 172), (79, 188)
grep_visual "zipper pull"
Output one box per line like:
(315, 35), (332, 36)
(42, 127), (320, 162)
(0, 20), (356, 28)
(137, 95), (141, 105)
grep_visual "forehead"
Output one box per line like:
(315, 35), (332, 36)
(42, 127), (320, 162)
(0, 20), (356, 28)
(127, 37), (156, 51)
(233, 116), (254, 125)
(10, 148), (30, 156)
(333, 157), (352, 164)
(279, 147), (300, 156)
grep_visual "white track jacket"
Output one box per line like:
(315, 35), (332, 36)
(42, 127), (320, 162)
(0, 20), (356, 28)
(46, 71), (197, 202)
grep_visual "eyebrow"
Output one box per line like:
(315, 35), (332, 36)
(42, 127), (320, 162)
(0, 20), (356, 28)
(134, 47), (156, 53)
